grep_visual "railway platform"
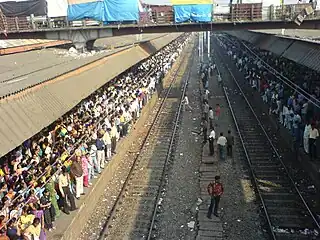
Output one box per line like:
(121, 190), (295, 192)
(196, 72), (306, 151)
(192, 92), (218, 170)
(211, 37), (320, 239)
(214, 40), (320, 192)
(197, 82), (225, 240)
(197, 64), (261, 239)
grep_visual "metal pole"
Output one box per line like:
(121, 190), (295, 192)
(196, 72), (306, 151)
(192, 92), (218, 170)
(201, 32), (204, 62)
(207, 31), (210, 60)
(198, 33), (201, 59)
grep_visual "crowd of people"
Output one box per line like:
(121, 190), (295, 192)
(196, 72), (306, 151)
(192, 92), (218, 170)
(0, 33), (191, 240)
(198, 62), (235, 162)
(217, 34), (319, 162)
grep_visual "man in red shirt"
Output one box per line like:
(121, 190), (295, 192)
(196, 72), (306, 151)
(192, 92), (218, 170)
(207, 175), (224, 218)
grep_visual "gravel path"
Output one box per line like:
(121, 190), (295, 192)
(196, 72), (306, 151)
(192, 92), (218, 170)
(156, 48), (202, 240)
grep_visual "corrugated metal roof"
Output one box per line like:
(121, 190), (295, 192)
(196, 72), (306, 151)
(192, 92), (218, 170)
(0, 33), (181, 157)
(267, 38), (293, 56)
(282, 41), (311, 62)
(227, 30), (320, 73)
(0, 39), (53, 49)
(0, 47), (146, 157)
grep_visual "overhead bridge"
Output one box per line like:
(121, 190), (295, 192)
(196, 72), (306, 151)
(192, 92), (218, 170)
(1, 2), (319, 50)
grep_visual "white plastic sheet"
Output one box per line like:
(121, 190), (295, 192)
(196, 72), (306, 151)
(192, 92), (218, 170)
(47, 0), (68, 17)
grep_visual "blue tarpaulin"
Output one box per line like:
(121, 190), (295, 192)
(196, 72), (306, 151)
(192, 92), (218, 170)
(173, 4), (212, 23)
(67, 0), (138, 22)
(67, 0), (104, 21)
(103, 0), (138, 22)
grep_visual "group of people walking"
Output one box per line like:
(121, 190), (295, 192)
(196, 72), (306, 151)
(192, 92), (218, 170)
(198, 61), (231, 219)
(199, 62), (235, 161)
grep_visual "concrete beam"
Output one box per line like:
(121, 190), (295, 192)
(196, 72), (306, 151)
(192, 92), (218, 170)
(2, 19), (320, 41)
(45, 28), (113, 51)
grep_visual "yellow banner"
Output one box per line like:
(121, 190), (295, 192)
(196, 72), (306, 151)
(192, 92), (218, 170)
(170, 0), (212, 5)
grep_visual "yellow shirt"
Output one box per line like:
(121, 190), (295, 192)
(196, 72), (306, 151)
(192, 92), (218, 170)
(25, 224), (41, 237)
(61, 152), (69, 163)
(120, 115), (125, 123)
(19, 214), (35, 231)
(58, 174), (69, 187)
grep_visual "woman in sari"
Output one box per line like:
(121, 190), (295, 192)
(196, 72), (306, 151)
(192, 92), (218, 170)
(32, 204), (46, 240)
(45, 171), (60, 219)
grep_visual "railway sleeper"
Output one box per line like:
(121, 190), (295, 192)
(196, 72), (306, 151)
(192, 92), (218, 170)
(126, 185), (159, 191)
(261, 192), (298, 201)
(264, 198), (303, 208)
(254, 168), (285, 175)
(274, 231), (317, 239)
(269, 215), (316, 229)
(256, 174), (290, 181)
(257, 179), (292, 188)
(258, 185), (293, 193)
(123, 194), (156, 202)
(267, 205), (310, 216)
(251, 162), (281, 168)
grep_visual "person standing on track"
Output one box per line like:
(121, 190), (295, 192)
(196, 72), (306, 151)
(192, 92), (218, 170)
(201, 118), (208, 144)
(207, 176), (224, 218)
(215, 103), (221, 120)
(208, 107), (214, 129)
(217, 132), (227, 161)
(208, 127), (215, 156)
(203, 100), (209, 121)
(309, 123), (319, 161)
(183, 94), (192, 111)
(226, 130), (234, 158)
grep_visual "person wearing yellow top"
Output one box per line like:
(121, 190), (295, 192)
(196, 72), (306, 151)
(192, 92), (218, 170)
(24, 217), (41, 240)
(18, 207), (35, 232)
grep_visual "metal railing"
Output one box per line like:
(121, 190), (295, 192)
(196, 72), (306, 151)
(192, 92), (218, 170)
(0, 3), (318, 33)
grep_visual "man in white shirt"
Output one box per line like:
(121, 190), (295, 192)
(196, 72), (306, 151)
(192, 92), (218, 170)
(208, 128), (215, 156)
(204, 89), (210, 101)
(217, 132), (227, 161)
(183, 94), (192, 111)
(309, 124), (319, 161)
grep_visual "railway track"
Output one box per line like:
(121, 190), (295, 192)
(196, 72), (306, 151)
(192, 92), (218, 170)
(212, 39), (320, 239)
(96, 40), (194, 240)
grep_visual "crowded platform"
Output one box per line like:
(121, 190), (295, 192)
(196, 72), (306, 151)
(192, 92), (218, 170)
(218, 34), (320, 161)
(0, 34), (190, 240)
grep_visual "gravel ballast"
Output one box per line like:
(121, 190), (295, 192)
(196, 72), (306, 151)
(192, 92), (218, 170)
(156, 48), (202, 240)
(195, 38), (267, 240)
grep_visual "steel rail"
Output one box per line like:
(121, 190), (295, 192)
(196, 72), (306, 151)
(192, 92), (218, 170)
(213, 39), (320, 237)
(146, 42), (194, 240)
(213, 50), (277, 240)
(219, 34), (320, 109)
(97, 40), (191, 240)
